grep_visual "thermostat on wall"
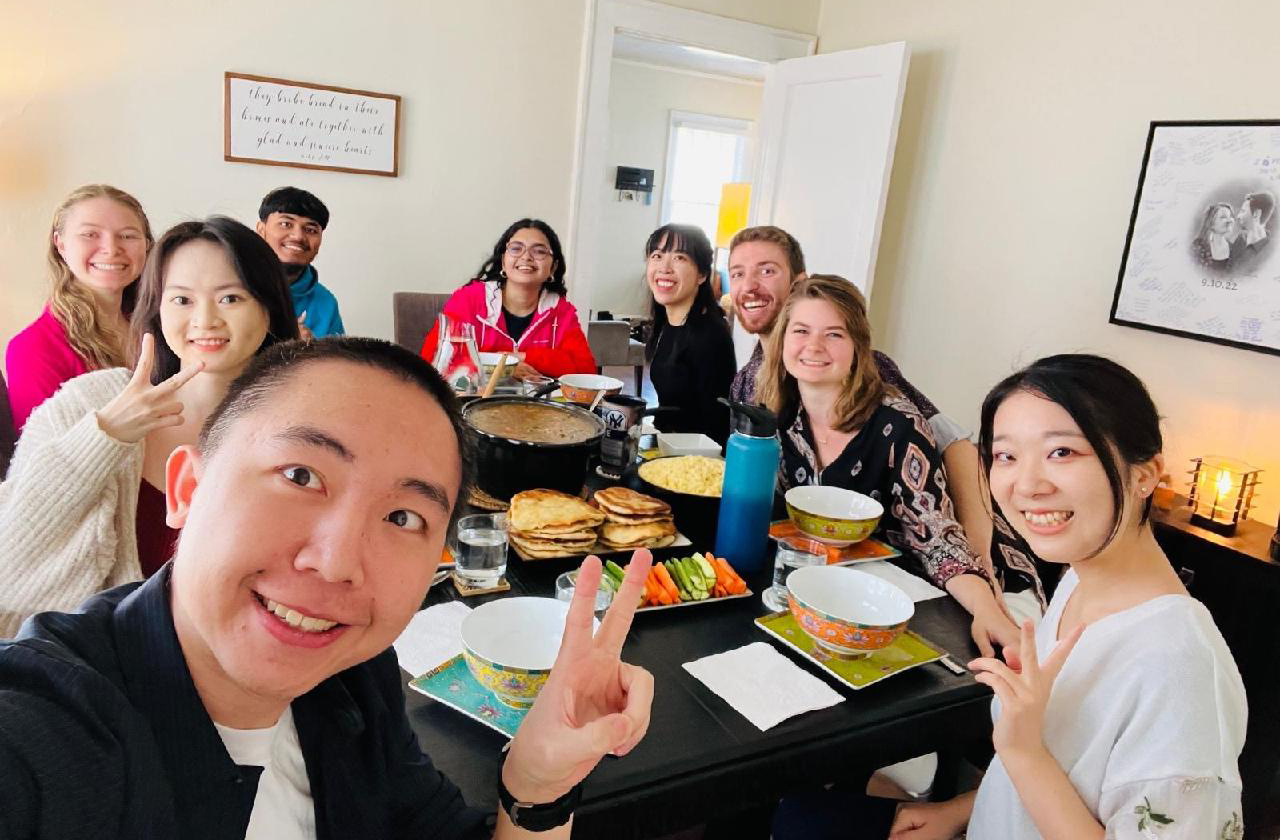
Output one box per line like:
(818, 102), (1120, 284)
(615, 166), (654, 192)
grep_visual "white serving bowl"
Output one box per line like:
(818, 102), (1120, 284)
(785, 565), (913, 656)
(461, 597), (588, 708)
(656, 432), (722, 458)
(784, 485), (884, 546)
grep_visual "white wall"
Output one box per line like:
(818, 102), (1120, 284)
(663, 0), (819, 33)
(0, 1), (593, 354)
(594, 60), (762, 316)
(817, 0), (1280, 524)
(1, 0), (817, 366)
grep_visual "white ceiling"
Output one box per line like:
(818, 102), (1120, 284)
(612, 31), (768, 82)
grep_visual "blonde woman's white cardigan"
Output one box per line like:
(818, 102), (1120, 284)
(0, 368), (142, 637)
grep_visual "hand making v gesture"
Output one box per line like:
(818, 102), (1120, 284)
(501, 549), (655, 808)
(95, 333), (204, 444)
(968, 618), (1085, 759)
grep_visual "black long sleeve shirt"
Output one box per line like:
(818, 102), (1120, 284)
(0, 566), (488, 839)
(648, 312), (736, 446)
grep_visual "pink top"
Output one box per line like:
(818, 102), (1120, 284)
(5, 306), (91, 433)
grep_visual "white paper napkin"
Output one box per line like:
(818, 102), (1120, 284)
(682, 642), (844, 730)
(393, 601), (472, 677)
(855, 560), (946, 602)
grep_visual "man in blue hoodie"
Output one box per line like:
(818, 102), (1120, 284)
(256, 187), (346, 339)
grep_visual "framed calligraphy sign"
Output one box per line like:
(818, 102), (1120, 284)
(224, 72), (400, 177)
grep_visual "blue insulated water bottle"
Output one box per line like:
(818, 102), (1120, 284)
(714, 400), (781, 576)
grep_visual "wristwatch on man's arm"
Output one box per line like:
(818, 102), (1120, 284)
(497, 766), (583, 832)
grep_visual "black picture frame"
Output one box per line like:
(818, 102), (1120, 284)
(1110, 120), (1280, 357)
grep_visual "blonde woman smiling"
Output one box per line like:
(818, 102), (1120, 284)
(6, 185), (153, 432)
(757, 275), (1022, 655)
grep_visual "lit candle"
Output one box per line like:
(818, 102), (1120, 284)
(1213, 469), (1232, 522)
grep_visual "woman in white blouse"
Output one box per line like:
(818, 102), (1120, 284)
(895, 354), (1247, 839)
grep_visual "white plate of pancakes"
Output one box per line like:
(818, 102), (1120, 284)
(507, 487), (690, 560)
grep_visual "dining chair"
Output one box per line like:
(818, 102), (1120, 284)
(0, 370), (16, 480)
(587, 320), (645, 396)
(393, 292), (452, 354)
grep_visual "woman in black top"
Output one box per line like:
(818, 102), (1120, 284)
(643, 224), (736, 445)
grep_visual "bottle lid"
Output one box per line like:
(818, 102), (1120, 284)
(719, 398), (778, 437)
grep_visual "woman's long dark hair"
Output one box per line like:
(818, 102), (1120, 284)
(643, 223), (723, 360)
(468, 218), (567, 295)
(977, 354), (1163, 555)
(127, 216), (300, 384)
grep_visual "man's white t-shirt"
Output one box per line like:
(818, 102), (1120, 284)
(214, 707), (316, 840)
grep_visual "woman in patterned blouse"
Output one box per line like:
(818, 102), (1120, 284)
(757, 275), (1020, 656)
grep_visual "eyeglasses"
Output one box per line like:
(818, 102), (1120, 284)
(505, 242), (552, 261)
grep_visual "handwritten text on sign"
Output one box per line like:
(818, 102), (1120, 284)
(225, 74), (399, 176)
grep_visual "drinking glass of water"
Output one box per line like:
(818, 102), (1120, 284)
(554, 570), (614, 619)
(761, 539), (825, 611)
(453, 513), (509, 587)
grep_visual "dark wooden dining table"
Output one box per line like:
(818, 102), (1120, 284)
(405, 538), (994, 839)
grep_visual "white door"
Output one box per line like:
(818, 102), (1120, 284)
(750, 41), (910, 296)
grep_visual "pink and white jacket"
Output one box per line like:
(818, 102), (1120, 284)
(419, 280), (596, 378)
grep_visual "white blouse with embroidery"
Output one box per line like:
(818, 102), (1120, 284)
(967, 568), (1247, 840)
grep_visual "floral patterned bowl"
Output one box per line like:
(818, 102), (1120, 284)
(558, 373), (624, 406)
(784, 486), (883, 547)
(786, 566), (913, 657)
(461, 597), (587, 709)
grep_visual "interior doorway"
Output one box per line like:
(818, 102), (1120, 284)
(567, 0), (815, 322)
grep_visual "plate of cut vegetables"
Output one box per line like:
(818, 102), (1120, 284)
(578, 553), (752, 610)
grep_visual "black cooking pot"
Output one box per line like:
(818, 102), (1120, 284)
(623, 456), (723, 550)
(463, 397), (604, 501)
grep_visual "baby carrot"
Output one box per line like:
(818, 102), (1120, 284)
(653, 563), (682, 602)
(712, 556), (748, 595)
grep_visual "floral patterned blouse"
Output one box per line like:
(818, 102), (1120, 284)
(778, 394), (989, 589)
(966, 569), (1247, 839)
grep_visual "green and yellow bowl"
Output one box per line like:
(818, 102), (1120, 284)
(461, 597), (574, 709)
(785, 485), (883, 546)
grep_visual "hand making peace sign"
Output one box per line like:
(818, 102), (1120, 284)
(968, 619), (1085, 759)
(95, 333), (205, 444)
(501, 549), (655, 806)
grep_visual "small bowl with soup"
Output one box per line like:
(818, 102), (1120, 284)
(463, 397), (604, 501)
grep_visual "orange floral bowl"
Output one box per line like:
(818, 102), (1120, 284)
(784, 486), (883, 546)
(785, 566), (913, 657)
(558, 373), (624, 406)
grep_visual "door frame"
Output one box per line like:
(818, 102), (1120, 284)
(566, 0), (815, 320)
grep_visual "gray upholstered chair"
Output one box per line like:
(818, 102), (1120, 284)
(587, 320), (646, 395)
(0, 370), (16, 480)
(393, 292), (451, 354)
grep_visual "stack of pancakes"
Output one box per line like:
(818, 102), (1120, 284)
(593, 487), (676, 550)
(508, 489), (606, 558)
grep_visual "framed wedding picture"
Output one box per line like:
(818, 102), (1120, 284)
(224, 72), (400, 176)
(1110, 120), (1280, 356)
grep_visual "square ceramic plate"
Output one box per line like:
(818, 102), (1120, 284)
(755, 611), (943, 690)
(409, 654), (528, 737)
(768, 521), (901, 566)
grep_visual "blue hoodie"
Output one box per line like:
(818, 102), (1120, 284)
(289, 266), (345, 338)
